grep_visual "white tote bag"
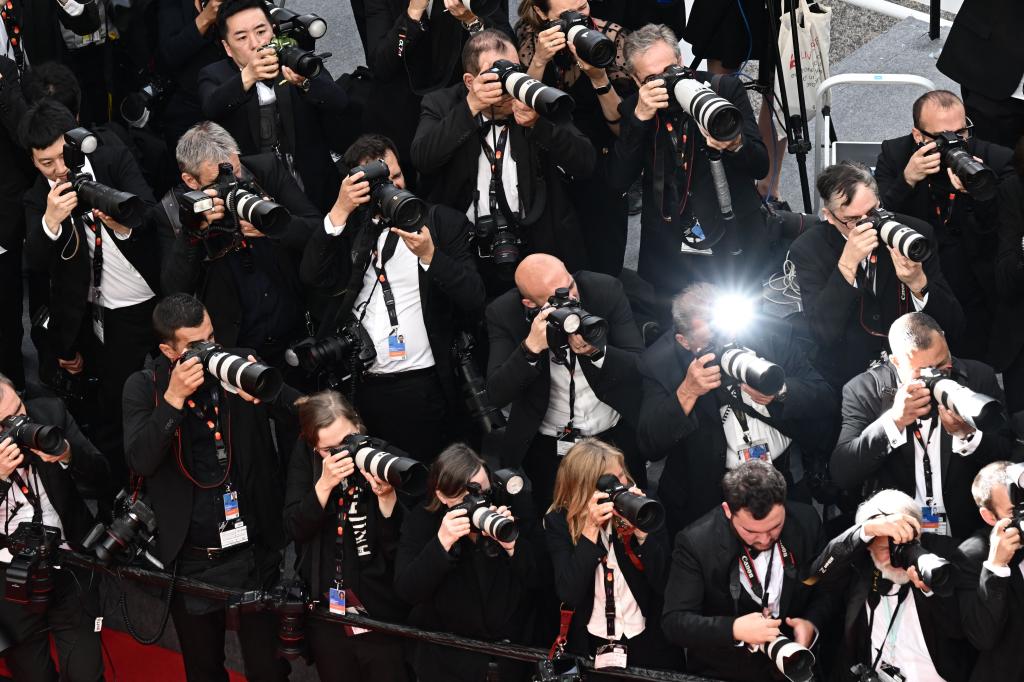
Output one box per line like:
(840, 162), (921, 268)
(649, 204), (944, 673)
(774, 0), (832, 120)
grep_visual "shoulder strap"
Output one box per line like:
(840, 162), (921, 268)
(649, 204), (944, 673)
(160, 191), (183, 238)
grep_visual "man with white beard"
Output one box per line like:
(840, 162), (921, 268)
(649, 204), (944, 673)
(806, 489), (974, 682)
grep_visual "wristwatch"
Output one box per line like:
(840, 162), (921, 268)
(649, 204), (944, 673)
(462, 18), (484, 34)
(592, 81), (613, 96)
(913, 283), (929, 298)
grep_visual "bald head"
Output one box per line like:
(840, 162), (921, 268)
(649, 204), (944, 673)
(515, 254), (573, 306)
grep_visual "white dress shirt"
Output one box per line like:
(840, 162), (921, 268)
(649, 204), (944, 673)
(867, 589), (945, 682)
(255, 82), (277, 105)
(720, 392), (792, 470)
(467, 120), (520, 223)
(0, 467), (69, 563)
(586, 528), (646, 641)
(539, 355), (620, 437)
(43, 156), (155, 309)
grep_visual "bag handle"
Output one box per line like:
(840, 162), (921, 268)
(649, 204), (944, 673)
(548, 605), (575, 659)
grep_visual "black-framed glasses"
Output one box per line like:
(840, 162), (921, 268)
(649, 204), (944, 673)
(919, 116), (974, 141)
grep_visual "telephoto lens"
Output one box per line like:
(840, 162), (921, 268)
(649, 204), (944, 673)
(346, 159), (427, 231)
(454, 483), (519, 543)
(341, 434), (428, 496)
(932, 132), (997, 201)
(888, 538), (953, 597)
(864, 208), (930, 262)
(719, 347), (786, 396)
(284, 335), (352, 372)
(180, 341), (284, 402)
(546, 11), (614, 68)
(0, 416), (65, 456)
(487, 59), (575, 122)
(656, 66), (742, 141)
(759, 636), (815, 682)
(596, 474), (665, 532)
(224, 187), (291, 236)
(917, 368), (1006, 432)
(71, 177), (147, 229)
(276, 43), (324, 79)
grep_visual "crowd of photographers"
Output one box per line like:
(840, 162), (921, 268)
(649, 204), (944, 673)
(3, 0), (1024, 681)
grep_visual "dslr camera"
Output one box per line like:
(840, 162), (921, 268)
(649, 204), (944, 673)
(452, 481), (520, 544)
(862, 208), (931, 263)
(697, 339), (786, 397)
(850, 662), (904, 682)
(917, 367), (1005, 432)
(342, 157), (426, 231)
(226, 578), (309, 660)
(264, 3), (331, 79)
(473, 210), (522, 271)
(542, 11), (615, 69)
(63, 128), (146, 228)
(2, 522), (61, 612)
(335, 434), (428, 496)
(83, 488), (162, 569)
(285, 320), (377, 375)
(540, 287), (608, 365)
(0, 415), (65, 456)
(888, 537), (953, 597)
(643, 65), (741, 141)
(596, 474), (664, 532)
(179, 341), (284, 402)
(120, 77), (167, 129)
(1006, 463), (1024, 533)
(926, 131), (997, 201)
(486, 59), (575, 122)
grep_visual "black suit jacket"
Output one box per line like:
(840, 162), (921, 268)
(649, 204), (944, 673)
(831, 358), (1015, 540)
(809, 523), (973, 682)
(636, 325), (836, 534)
(588, 0), (686, 33)
(937, 0), (1024, 101)
(156, 153), (320, 349)
(24, 143), (158, 357)
(197, 59), (348, 212)
(14, 0), (101, 66)
(788, 215), (965, 389)
(485, 271), (644, 467)
(958, 529), (1024, 681)
(0, 73), (32, 250)
(662, 502), (833, 681)
(992, 173), (1024, 369)
(122, 354), (299, 564)
(411, 82), (596, 273)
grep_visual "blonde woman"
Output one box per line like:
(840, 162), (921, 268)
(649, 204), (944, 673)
(544, 438), (681, 676)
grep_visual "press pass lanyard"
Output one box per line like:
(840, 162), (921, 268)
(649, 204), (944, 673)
(476, 118), (518, 226)
(8, 470), (42, 523)
(355, 229), (401, 325)
(866, 578), (910, 672)
(602, 559), (617, 641)
(333, 483), (359, 590)
(912, 420), (938, 505)
(0, 1), (25, 71)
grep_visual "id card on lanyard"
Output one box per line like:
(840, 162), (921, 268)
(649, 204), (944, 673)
(556, 355), (580, 457)
(912, 422), (948, 536)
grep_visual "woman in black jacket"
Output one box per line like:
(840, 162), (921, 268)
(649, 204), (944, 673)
(394, 442), (544, 682)
(545, 438), (681, 677)
(283, 391), (409, 681)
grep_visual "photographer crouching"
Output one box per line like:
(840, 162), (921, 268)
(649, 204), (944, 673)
(808, 489), (973, 682)
(122, 294), (301, 682)
(0, 373), (109, 681)
(395, 443), (545, 682)
(284, 390), (414, 681)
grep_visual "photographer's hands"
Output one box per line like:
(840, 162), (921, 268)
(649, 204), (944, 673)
(0, 438), (24, 480)
(887, 380), (931, 432)
(438, 507), (472, 551)
(676, 352), (720, 415)
(164, 357), (205, 410)
(241, 48), (279, 92)
(988, 517), (1022, 568)
(316, 449), (355, 507)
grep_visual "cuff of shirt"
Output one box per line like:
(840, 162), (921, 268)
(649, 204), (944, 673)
(323, 214), (345, 236)
(911, 291), (929, 312)
(42, 217), (63, 241)
(859, 526), (874, 543)
(984, 560), (1012, 578)
(58, 0), (87, 17)
(881, 415), (908, 450)
(113, 227), (132, 240)
(953, 430), (983, 456)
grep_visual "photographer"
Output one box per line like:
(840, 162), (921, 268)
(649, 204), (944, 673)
(283, 390), (409, 681)
(607, 23), (769, 304)
(516, 0), (633, 275)
(122, 294), (299, 682)
(21, 99), (158, 483)
(0, 372), (109, 681)
(832, 313), (1013, 542)
(299, 133), (484, 462)
(156, 121), (319, 366)
(662, 460), (831, 681)
(875, 90), (1014, 361)
(958, 461), (1024, 680)
(197, 0), (349, 212)
(637, 283), (836, 537)
(486, 253), (645, 512)
(809, 488), (973, 682)
(411, 29), (596, 289)
(545, 438), (681, 675)
(394, 443), (545, 682)
(789, 161), (964, 390)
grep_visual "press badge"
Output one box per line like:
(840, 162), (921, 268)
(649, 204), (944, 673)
(556, 428), (580, 457)
(219, 490), (248, 547)
(223, 490), (240, 520)
(594, 643), (628, 669)
(738, 440), (770, 462)
(921, 505), (948, 536)
(680, 221), (714, 256)
(387, 329), (406, 361)
(329, 587), (346, 615)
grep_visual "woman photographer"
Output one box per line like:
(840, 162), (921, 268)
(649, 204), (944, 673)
(516, 0), (634, 275)
(283, 390), (409, 681)
(545, 439), (680, 676)
(394, 443), (544, 682)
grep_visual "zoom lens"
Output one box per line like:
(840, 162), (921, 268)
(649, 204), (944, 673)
(470, 505), (519, 543)
(720, 347), (786, 396)
(565, 24), (614, 68)
(373, 183), (427, 230)
(228, 189), (291, 236)
(943, 147), (997, 201)
(492, 61), (575, 122)
(72, 177), (146, 229)
(671, 79), (742, 141)
(875, 215), (930, 262)
(930, 377), (1005, 432)
(276, 44), (323, 79)
(205, 350), (284, 402)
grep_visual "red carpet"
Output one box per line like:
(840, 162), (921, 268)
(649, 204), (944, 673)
(0, 629), (247, 681)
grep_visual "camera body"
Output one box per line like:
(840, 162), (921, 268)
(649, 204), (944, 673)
(82, 488), (162, 568)
(887, 537), (953, 596)
(542, 287), (608, 365)
(451, 482), (519, 544)
(486, 59), (575, 122)
(917, 367), (1005, 432)
(62, 127), (146, 228)
(3, 522), (61, 612)
(120, 77), (167, 129)
(862, 208), (930, 262)
(928, 131), (996, 201)
(285, 320), (377, 374)
(542, 11), (614, 69)
(345, 158), (426, 231)
(473, 211), (522, 269)
(263, 35), (324, 80)
(595, 474), (664, 532)
(697, 340), (786, 397)
(226, 578), (309, 660)
(0, 415), (65, 456)
(647, 65), (742, 141)
(336, 434), (428, 496)
(179, 341), (284, 402)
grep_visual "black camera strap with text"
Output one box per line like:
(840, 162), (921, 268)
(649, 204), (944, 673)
(7, 469), (43, 523)
(179, 385), (232, 490)
(602, 558), (617, 641)
(911, 419), (938, 505)
(737, 541), (793, 615)
(563, 353), (577, 435)
(354, 228), (402, 327)
(72, 213), (104, 301)
(0, 1), (25, 71)
(476, 118), (521, 229)
(866, 573), (910, 672)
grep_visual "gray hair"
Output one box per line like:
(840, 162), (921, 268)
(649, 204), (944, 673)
(175, 121), (239, 178)
(671, 282), (718, 336)
(816, 161), (878, 212)
(887, 312), (944, 358)
(623, 24), (680, 76)
(855, 489), (922, 525)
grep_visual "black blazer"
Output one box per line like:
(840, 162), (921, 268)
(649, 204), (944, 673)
(992, 173), (1024, 370)
(636, 325), (836, 534)
(155, 153), (320, 349)
(24, 143), (158, 357)
(937, 0), (1024, 101)
(958, 529), (1024, 681)
(411, 82), (597, 273)
(196, 59), (348, 212)
(544, 509), (680, 669)
(606, 74), (768, 296)
(588, 0), (686, 33)
(0, 72), (33, 250)
(788, 215), (965, 389)
(809, 523), (973, 682)
(661, 502), (833, 681)
(282, 440), (408, 624)
(157, 0), (224, 96)
(831, 358), (1015, 540)
(13, 0), (101, 66)
(485, 271), (644, 468)
(122, 354), (300, 564)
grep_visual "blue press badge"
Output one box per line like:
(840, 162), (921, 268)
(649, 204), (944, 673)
(739, 442), (770, 462)
(388, 332), (406, 360)
(223, 491), (239, 520)
(329, 587), (346, 615)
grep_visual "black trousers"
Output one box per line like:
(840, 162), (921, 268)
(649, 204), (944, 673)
(0, 246), (25, 389)
(962, 86), (1024, 150)
(0, 564), (103, 682)
(307, 620), (409, 682)
(356, 367), (448, 463)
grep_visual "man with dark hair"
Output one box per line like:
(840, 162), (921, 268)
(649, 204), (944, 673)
(411, 29), (595, 293)
(789, 161), (964, 389)
(21, 99), (157, 485)
(637, 283), (836, 537)
(875, 89), (1014, 362)
(832, 312), (1014, 542)
(122, 293), (299, 682)
(197, 0), (349, 212)
(300, 132), (484, 462)
(0, 372), (109, 681)
(662, 459), (831, 681)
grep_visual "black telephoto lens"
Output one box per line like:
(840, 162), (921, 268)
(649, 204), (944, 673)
(596, 474), (665, 532)
(374, 183), (427, 230)
(228, 189), (291, 236)
(564, 21), (614, 68)
(889, 539), (953, 597)
(277, 44), (323, 79)
(72, 177), (146, 229)
(944, 147), (997, 201)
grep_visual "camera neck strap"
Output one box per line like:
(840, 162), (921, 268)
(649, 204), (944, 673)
(477, 117), (521, 228)
(8, 470), (42, 523)
(179, 385), (232, 490)
(866, 575), (910, 672)
(560, 353), (577, 434)
(355, 228), (401, 327)
(911, 420), (939, 505)
(0, 1), (24, 71)
(737, 541), (793, 614)
(601, 559), (617, 641)
(332, 481), (363, 590)
(73, 212), (104, 298)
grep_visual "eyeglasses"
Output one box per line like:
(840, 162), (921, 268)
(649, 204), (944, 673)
(919, 116), (975, 141)
(826, 208), (869, 229)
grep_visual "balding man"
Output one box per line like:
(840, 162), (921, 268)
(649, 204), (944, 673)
(832, 312), (1014, 541)
(875, 90), (1014, 361)
(485, 254), (644, 508)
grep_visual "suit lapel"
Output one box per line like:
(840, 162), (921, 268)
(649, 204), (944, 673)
(245, 84), (261, 152)
(274, 82), (297, 155)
